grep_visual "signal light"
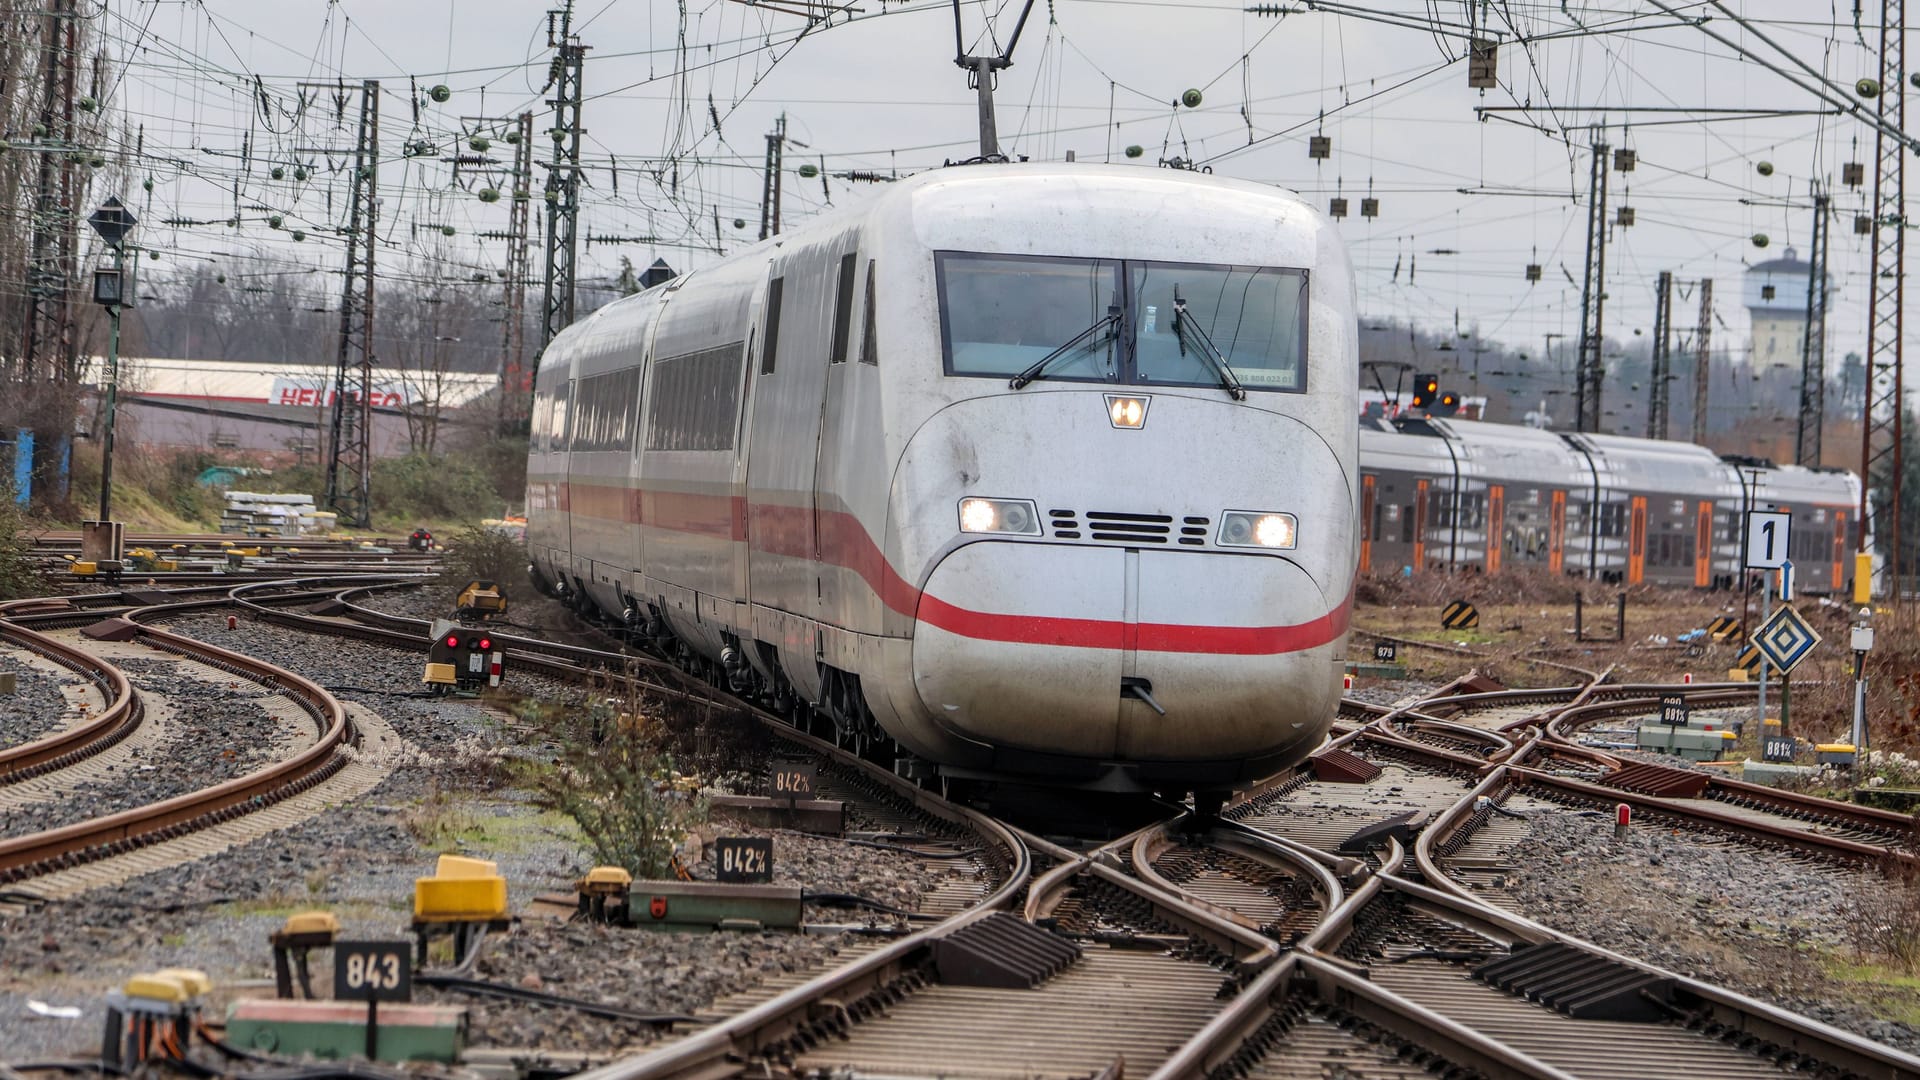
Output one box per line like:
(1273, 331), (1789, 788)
(477, 637), (492, 651)
(1412, 372), (1438, 408)
(445, 634), (460, 648)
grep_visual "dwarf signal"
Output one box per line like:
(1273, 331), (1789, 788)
(425, 618), (504, 693)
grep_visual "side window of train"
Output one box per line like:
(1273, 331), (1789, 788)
(859, 260), (879, 365)
(761, 277), (785, 376)
(829, 252), (858, 364)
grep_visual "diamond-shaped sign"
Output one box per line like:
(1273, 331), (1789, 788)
(87, 196), (137, 247)
(1753, 603), (1821, 675)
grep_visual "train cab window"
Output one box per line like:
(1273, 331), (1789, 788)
(829, 253), (858, 364)
(553, 379), (573, 451)
(936, 250), (1308, 393)
(760, 277), (784, 376)
(937, 253), (1121, 380)
(1129, 262), (1306, 392)
(859, 261), (879, 366)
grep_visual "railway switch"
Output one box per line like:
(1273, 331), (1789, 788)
(455, 579), (507, 618)
(102, 968), (211, 1069)
(270, 911), (341, 999)
(413, 856), (511, 966)
(577, 865), (634, 924)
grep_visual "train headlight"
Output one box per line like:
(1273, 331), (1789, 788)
(958, 497), (1041, 536)
(1104, 394), (1150, 429)
(1218, 510), (1296, 549)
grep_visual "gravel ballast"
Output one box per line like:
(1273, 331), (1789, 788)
(0, 651), (88, 750)
(1504, 806), (1920, 1056)
(1, 607), (948, 1064)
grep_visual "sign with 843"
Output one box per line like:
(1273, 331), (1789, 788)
(332, 941), (411, 1003)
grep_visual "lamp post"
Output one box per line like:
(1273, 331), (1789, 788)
(87, 197), (137, 523)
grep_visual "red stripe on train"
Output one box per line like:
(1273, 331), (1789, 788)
(548, 479), (1351, 655)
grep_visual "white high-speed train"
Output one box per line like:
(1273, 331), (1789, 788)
(526, 163), (1360, 796)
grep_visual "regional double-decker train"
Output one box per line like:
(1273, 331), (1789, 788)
(525, 163), (1360, 800)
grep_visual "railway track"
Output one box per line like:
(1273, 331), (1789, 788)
(1136, 673), (1920, 1080)
(5, 573), (1918, 1076)
(0, 576), (451, 907)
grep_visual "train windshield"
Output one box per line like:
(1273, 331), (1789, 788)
(1129, 262), (1306, 392)
(936, 251), (1307, 393)
(938, 253), (1121, 381)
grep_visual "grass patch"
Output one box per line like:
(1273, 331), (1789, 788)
(1822, 958), (1920, 1026)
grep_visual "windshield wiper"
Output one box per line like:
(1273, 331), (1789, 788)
(1008, 302), (1121, 390)
(1171, 288), (1248, 402)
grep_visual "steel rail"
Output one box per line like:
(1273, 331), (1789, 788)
(0, 620), (138, 781)
(1378, 870), (1920, 1080)
(1128, 821), (1345, 936)
(565, 756), (1029, 1080)
(0, 616), (354, 884)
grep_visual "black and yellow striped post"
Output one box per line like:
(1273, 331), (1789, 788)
(1730, 644), (1762, 680)
(1707, 615), (1739, 641)
(1441, 600), (1479, 630)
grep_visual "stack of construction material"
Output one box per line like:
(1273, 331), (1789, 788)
(221, 491), (326, 536)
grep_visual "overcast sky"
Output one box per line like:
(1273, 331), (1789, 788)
(103, 0), (1904, 389)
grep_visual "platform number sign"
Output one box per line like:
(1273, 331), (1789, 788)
(1372, 642), (1397, 663)
(1658, 694), (1689, 727)
(715, 836), (774, 883)
(1762, 736), (1796, 764)
(1745, 511), (1791, 570)
(770, 761), (817, 801)
(333, 941), (411, 1002)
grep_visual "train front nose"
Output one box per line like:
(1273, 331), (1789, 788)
(910, 539), (1346, 782)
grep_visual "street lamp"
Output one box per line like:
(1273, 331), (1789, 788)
(87, 196), (137, 525)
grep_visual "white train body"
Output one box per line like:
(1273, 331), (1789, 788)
(526, 164), (1359, 790)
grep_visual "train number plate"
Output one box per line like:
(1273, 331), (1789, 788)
(715, 837), (774, 884)
(1657, 694), (1689, 727)
(333, 940), (412, 1002)
(770, 761), (817, 800)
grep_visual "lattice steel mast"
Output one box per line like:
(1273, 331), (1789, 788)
(1575, 139), (1610, 434)
(1691, 279), (1713, 445)
(1796, 187), (1831, 466)
(1862, 0), (1905, 591)
(20, 0), (80, 385)
(502, 112), (535, 428)
(320, 80), (380, 530)
(540, 3), (586, 349)
(759, 113), (786, 240)
(1647, 270), (1673, 440)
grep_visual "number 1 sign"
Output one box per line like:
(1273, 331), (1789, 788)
(1745, 511), (1790, 570)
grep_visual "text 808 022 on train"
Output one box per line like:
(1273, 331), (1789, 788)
(525, 164), (1360, 798)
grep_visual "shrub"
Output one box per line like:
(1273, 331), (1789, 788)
(439, 523), (525, 601)
(512, 668), (709, 878)
(370, 452), (504, 524)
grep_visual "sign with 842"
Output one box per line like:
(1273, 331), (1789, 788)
(715, 836), (774, 883)
(770, 761), (816, 800)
